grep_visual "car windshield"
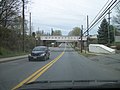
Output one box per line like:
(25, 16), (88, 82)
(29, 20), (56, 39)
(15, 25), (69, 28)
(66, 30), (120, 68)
(33, 47), (46, 51)
(0, 0), (120, 90)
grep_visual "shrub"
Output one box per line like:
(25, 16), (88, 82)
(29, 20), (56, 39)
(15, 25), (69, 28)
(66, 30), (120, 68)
(116, 45), (120, 50)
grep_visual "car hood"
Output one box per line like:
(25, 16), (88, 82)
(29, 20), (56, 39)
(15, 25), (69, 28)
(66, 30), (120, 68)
(18, 80), (120, 90)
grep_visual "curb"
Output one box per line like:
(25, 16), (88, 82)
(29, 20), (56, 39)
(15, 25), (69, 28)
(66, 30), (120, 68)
(0, 55), (28, 63)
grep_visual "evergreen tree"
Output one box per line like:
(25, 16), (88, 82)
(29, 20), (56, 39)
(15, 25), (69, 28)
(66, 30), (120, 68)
(109, 25), (115, 43)
(97, 18), (109, 44)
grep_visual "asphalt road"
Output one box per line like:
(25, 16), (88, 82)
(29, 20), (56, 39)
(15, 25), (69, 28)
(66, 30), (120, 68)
(0, 43), (120, 90)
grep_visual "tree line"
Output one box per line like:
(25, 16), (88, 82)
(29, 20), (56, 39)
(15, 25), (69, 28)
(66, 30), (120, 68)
(98, 3), (120, 46)
(0, 0), (34, 55)
(0, 0), (120, 55)
(68, 3), (120, 47)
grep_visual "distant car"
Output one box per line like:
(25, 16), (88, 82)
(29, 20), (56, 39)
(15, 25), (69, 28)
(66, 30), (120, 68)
(28, 46), (50, 61)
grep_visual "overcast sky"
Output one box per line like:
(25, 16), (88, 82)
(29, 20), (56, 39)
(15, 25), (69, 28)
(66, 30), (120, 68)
(28, 0), (109, 35)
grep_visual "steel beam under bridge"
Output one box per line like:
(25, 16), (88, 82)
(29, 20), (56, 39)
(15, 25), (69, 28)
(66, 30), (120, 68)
(40, 36), (87, 41)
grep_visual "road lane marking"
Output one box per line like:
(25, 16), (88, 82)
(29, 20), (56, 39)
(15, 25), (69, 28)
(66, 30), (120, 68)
(11, 60), (55, 90)
(27, 52), (64, 83)
(11, 51), (64, 90)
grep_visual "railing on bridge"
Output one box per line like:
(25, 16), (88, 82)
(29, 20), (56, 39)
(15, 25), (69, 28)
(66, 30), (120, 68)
(40, 36), (87, 41)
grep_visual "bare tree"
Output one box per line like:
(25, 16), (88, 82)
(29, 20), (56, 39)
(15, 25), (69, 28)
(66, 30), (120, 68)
(113, 3), (120, 25)
(0, 0), (22, 27)
(68, 27), (81, 36)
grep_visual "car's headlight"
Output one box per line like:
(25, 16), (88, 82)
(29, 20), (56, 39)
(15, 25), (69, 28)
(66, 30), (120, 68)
(40, 53), (45, 56)
(28, 54), (31, 56)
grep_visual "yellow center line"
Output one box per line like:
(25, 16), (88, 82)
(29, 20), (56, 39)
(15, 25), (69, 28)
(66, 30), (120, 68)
(27, 52), (64, 83)
(11, 51), (64, 90)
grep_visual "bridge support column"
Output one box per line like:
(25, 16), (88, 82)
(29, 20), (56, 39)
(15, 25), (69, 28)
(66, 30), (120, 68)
(56, 42), (59, 47)
(39, 40), (44, 46)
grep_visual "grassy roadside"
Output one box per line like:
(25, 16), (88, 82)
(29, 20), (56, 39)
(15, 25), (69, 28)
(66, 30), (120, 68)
(0, 52), (29, 58)
(73, 46), (97, 57)
(0, 48), (29, 58)
(77, 51), (97, 57)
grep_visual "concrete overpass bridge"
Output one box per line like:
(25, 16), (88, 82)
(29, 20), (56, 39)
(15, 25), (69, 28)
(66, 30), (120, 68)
(36, 35), (97, 47)
(40, 36), (87, 42)
(35, 36), (87, 47)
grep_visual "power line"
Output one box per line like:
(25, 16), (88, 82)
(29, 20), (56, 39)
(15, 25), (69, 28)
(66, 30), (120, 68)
(110, 0), (120, 11)
(87, 0), (116, 32)
(86, 0), (120, 33)
(83, 0), (117, 35)
(87, 14), (106, 32)
(89, 0), (110, 27)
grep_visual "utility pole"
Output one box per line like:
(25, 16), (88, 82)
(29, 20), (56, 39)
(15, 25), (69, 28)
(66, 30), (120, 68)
(114, 27), (116, 45)
(80, 25), (83, 53)
(87, 15), (89, 52)
(51, 28), (54, 36)
(38, 27), (39, 31)
(29, 12), (32, 36)
(108, 10), (111, 46)
(22, 0), (25, 52)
